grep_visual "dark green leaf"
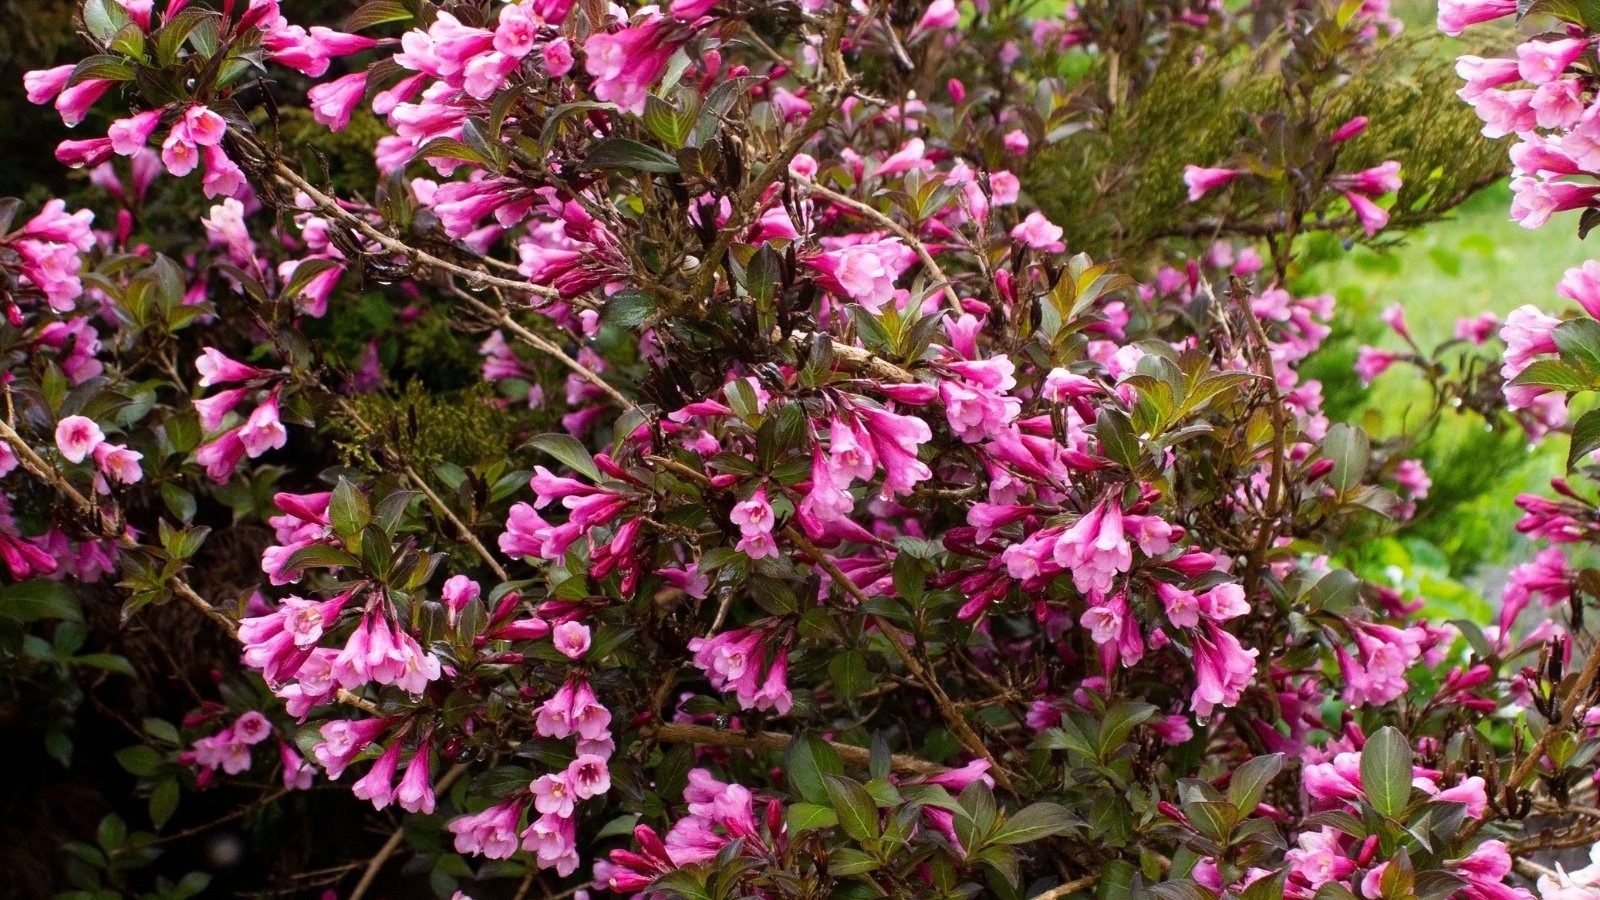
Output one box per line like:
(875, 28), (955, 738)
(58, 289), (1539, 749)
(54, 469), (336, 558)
(785, 802), (838, 833)
(824, 774), (879, 841)
(1360, 726), (1413, 818)
(602, 289), (656, 329)
(345, 0), (413, 31)
(328, 477), (370, 539)
(989, 802), (1083, 845)
(1226, 753), (1283, 814)
(526, 433), (601, 482)
(1322, 423), (1369, 495)
(785, 733), (842, 805)
(1570, 408), (1600, 470)
(584, 138), (681, 174)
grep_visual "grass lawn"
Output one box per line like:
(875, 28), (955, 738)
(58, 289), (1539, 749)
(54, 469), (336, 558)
(1296, 181), (1596, 595)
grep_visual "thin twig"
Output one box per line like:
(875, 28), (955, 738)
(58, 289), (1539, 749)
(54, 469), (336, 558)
(402, 462), (509, 582)
(652, 722), (949, 776)
(1030, 873), (1100, 899)
(0, 415), (238, 636)
(1463, 638), (1600, 842)
(348, 763), (469, 900)
(802, 180), (962, 307)
(782, 526), (1016, 793)
(267, 161), (587, 308)
(450, 286), (638, 413)
(789, 329), (918, 384)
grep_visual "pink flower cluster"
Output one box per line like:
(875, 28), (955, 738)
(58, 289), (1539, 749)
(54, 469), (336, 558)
(192, 348), (287, 481)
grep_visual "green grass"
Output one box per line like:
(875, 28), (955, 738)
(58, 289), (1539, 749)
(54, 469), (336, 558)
(1297, 182), (1596, 577)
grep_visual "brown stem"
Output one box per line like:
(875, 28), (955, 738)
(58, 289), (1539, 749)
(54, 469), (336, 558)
(788, 330), (918, 384)
(781, 526), (1016, 793)
(1462, 638), (1600, 842)
(266, 160), (586, 308)
(0, 414), (238, 636)
(801, 181), (962, 307)
(348, 763), (469, 900)
(1030, 873), (1100, 899)
(452, 286), (638, 413)
(651, 722), (949, 776)
(402, 462), (509, 583)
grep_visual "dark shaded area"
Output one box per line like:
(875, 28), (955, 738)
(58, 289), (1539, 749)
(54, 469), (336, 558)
(0, 0), (80, 204)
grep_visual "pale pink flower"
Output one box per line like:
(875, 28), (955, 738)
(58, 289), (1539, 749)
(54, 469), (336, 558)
(55, 415), (105, 464)
(552, 620), (592, 659)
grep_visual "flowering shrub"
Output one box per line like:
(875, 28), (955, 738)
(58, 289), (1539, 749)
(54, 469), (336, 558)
(4, 0), (1599, 897)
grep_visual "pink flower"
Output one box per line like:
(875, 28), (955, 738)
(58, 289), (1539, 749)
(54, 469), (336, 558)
(201, 146), (248, 199)
(280, 741), (314, 790)
(55, 415), (105, 464)
(1183, 166), (1241, 201)
(1455, 55), (1521, 94)
(23, 65), (73, 105)
(552, 620), (592, 659)
(1454, 312), (1500, 345)
(93, 442), (143, 485)
(161, 129), (200, 177)
(1517, 38), (1588, 85)
(1010, 211), (1065, 251)
(239, 392), (288, 457)
(532, 772), (576, 817)
(583, 16), (679, 116)
(1343, 191), (1389, 236)
(108, 110), (163, 156)
(441, 574), (480, 624)
(543, 38), (574, 77)
(1559, 260), (1600, 319)
(522, 812), (579, 875)
(493, 3), (539, 57)
(54, 79), (112, 127)
(312, 717), (390, 779)
(1329, 115), (1368, 143)
(1190, 623), (1257, 721)
(395, 749), (436, 814)
(807, 240), (903, 312)
(448, 799), (524, 859)
(1436, 0), (1516, 35)
(1499, 304), (1560, 379)
(1336, 161), (1402, 197)
(234, 711), (272, 745)
(183, 105), (228, 146)
(308, 71), (368, 131)
(858, 406), (933, 496)
(1052, 499), (1132, 596)
(913, 0), (960, 34)
(730, 487), (775, 536)
(55, 138), (115, 170)
(1353, 346), (1399, 386)
(195, 430), (246, 482)
(1510, 177), (1600, 230)
(1395, 459), (1431, 499)
(566, 753), (612, 799)
(195, 386), (249, 432)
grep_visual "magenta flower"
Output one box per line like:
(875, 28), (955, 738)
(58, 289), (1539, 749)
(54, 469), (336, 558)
(532, 772), (576, 817)
(1182, 165), (1241, 202)
(447, 799), (525, 859)
(1436, 0), (1516, 35)
(583, 15), (678, 116)
(1516, 38), (1588, 85)
(394, 749), (436, 814)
